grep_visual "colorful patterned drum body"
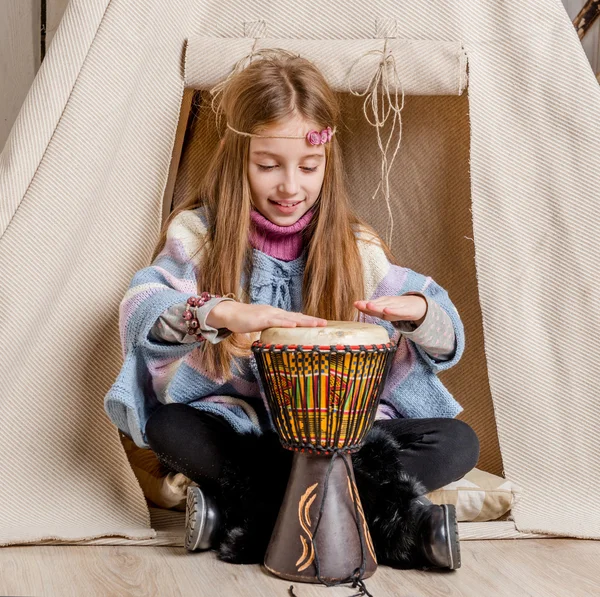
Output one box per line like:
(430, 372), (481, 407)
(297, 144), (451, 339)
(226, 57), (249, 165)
(252, 321), (397, 453)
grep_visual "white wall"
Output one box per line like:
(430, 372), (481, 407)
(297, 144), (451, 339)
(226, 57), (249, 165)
(1, 1), (599, 151)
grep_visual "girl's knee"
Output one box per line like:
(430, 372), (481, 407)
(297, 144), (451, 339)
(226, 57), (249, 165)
(448, 419), (480, 472)
(145, 403), (189, 447)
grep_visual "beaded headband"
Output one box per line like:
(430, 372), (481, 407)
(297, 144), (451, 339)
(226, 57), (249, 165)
(227, 123), (335, 146)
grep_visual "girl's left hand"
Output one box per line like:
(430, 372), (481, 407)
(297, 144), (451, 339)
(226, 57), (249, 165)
(354, 295), (428, 325)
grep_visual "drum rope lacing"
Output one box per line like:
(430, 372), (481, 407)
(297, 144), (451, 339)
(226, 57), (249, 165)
(311, 449), (374, 597)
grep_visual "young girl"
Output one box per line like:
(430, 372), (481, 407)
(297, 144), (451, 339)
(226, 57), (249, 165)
(105, 50), (479, 571)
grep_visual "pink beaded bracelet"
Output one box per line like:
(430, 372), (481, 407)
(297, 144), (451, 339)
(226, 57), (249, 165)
(182, 292), (235, 341)
(182, 293), (218, 341)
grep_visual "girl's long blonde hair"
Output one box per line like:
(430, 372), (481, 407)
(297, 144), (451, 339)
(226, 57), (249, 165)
(152, 51), (395, 379)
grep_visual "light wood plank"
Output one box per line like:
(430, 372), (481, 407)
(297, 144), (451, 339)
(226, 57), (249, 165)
(0, 540), (599, 597)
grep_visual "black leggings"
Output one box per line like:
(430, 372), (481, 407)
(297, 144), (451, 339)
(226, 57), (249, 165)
(145, 403), (480, 494)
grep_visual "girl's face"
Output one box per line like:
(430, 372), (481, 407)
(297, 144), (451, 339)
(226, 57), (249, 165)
(247, 115), (326, 226)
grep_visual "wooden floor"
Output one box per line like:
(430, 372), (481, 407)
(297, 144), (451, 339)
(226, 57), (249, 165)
(1, 539), (599, 597)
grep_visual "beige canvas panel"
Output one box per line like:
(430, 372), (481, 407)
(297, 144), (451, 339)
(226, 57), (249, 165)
(0, 0), (109, 237)
(466, 19), (600, 537)
(0, 0), (599, 544)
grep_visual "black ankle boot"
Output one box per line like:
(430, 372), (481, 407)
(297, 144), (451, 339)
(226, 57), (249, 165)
(184, 485), (221, 552)
(407, 497), (461, 570)
(353, 427), (461, 570)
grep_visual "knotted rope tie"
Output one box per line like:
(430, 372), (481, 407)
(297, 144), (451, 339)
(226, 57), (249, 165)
(347, 39), (406, 246)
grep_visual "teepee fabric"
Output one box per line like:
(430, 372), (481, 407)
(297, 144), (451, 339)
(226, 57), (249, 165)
(0, 0), (599, 545)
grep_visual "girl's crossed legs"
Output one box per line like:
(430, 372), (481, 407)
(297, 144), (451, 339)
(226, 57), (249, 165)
(144, 403), (480, 566)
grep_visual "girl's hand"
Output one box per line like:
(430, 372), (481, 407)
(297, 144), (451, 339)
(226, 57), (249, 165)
(354, 295), (428, 326)
(207, 301), (328, 334)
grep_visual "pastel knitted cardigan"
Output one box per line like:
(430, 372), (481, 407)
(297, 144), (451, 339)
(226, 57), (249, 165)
(104, 207), (466, 449)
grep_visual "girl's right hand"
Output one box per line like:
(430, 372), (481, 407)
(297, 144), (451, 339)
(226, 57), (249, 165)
(206, 301), (328, 334)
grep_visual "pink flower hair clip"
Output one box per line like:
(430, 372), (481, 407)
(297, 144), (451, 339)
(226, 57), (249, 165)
(306, 126), (335, 146)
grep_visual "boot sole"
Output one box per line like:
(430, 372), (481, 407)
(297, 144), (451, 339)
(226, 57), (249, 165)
(442, 504), (461, 570)
(185, 485), (219, 552)
(185, 486), (207, 552)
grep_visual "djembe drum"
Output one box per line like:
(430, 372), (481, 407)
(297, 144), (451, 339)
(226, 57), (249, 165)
(252, 321), (397, 585)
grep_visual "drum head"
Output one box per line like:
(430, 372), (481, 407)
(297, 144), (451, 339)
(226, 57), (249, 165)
(259, 320), (390, 346)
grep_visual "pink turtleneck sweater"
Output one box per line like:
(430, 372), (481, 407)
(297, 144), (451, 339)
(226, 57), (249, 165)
(249, 207), (314, 261)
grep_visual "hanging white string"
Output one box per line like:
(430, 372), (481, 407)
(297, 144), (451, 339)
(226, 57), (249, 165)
(347, 39), (405, 246)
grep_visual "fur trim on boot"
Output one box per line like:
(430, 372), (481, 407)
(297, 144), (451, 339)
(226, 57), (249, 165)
(353, 426), (429, 569)
(216, 432), (292, 565)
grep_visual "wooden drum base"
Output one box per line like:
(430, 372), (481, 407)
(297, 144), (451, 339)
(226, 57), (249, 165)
(264, 451), (377, 583)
